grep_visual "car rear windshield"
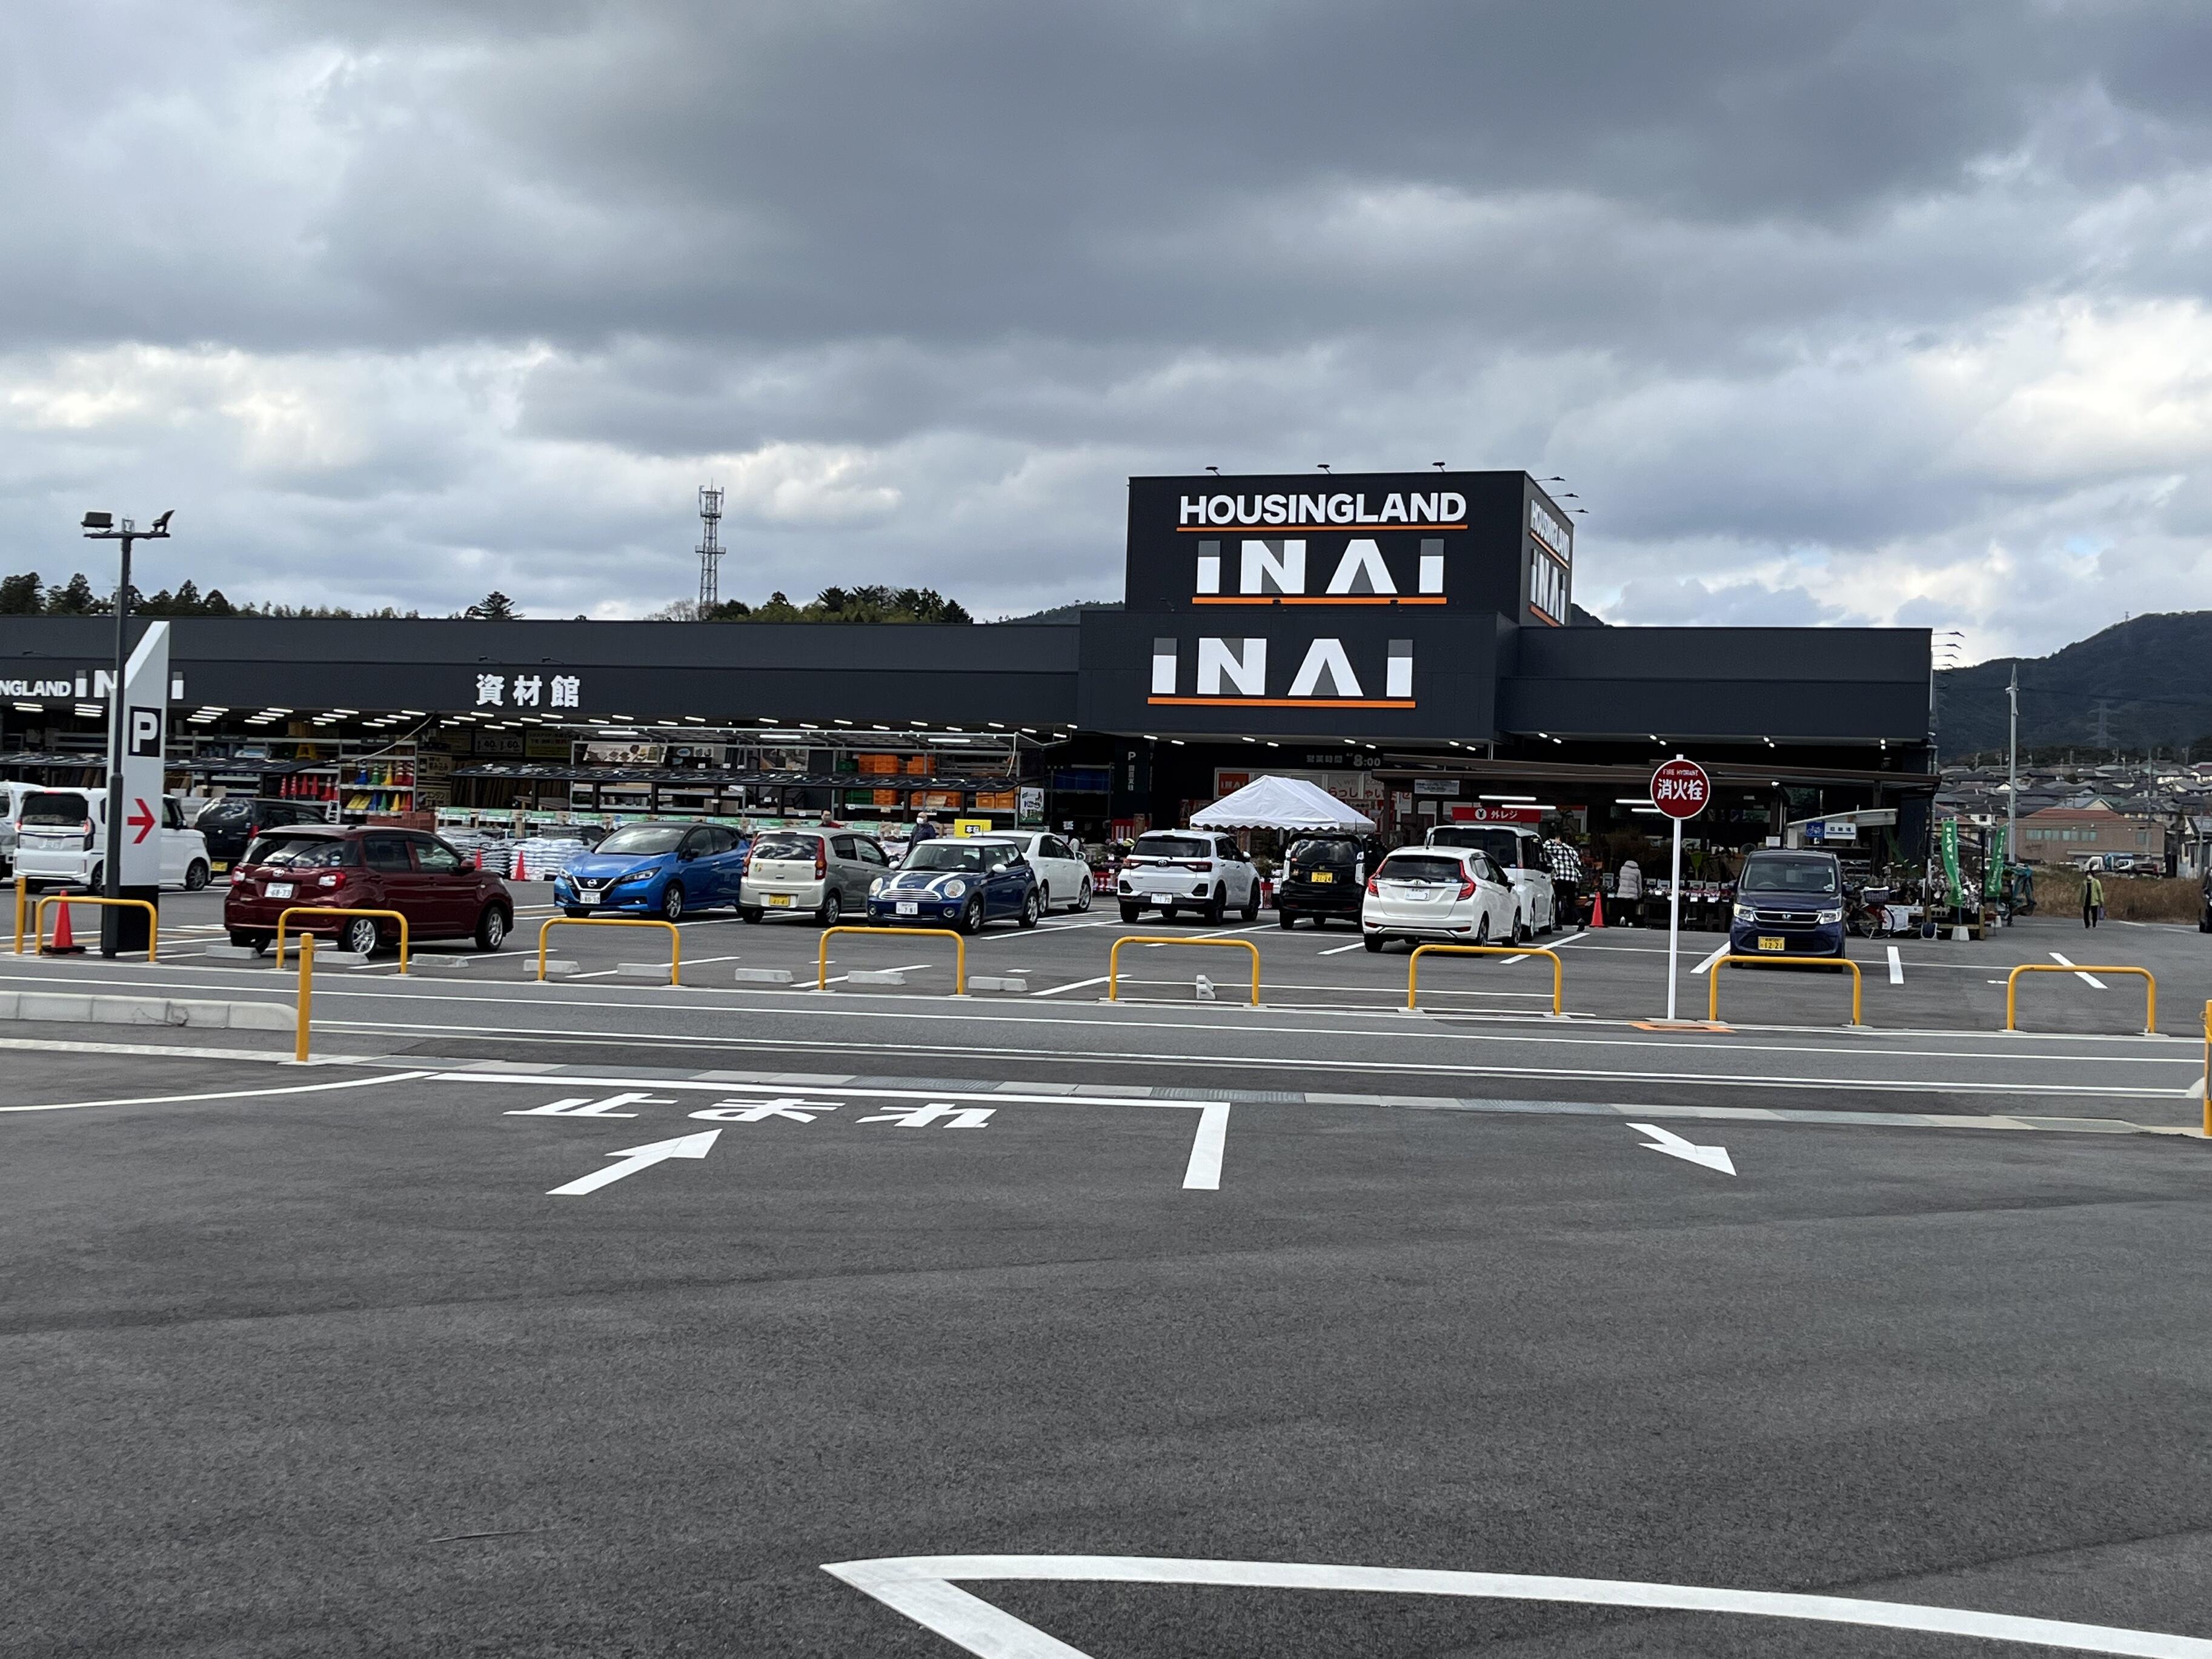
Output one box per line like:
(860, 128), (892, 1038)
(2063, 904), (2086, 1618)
(1429, 827), (1523, 865)
(596, 825), (686, 856)
(906, 842), (990, 872)
(20, 793), (91, 826)
(751, 831), (823, 860)
(246, 834), (356, 868)
(1378, 853), (1465, 883)
(1739, 856), (1839, 895)
(1134, 836), (1210, 859)
(1288, 837), (1362, 863)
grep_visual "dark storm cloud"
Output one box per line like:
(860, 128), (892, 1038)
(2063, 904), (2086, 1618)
(2, 1), (2208, 649)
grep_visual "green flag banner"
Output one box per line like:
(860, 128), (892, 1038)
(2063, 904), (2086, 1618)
(1940, 819), (1962, 895)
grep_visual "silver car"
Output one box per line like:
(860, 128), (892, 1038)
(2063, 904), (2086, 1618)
(740, 827), (891, 926)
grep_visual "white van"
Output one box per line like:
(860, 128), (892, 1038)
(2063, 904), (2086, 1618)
(13, 789), (213, 891)
(0, 780), (50, 878)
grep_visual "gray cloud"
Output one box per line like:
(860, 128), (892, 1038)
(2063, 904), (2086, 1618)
(1, 0), (2208, 654)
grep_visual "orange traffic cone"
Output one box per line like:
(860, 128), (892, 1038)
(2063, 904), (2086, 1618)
(473, 848), (483, 871)
(514, 849), (528, 883)
(45, 896), (83, 955)
(1589, 889), (1604, 929)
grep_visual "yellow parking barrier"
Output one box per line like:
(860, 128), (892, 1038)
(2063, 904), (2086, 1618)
(295, 932), (314, 1063)
(33, 893), (161, 960)
(1709, 954), (1863, 1026)
(817, 925), (966, 995)
(1406, 943), (1565, 1014)
(2202, 1001), (2210, 1139)
(2004, 962), (2156, 1036)
(12, 874), (25, 953)
(538, 916), (681, 984)
(277, 906), (410, 974)
(1108, 935), (1261, 1006)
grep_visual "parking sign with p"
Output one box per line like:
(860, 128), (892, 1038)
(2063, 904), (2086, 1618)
(128, 705), (163, 759)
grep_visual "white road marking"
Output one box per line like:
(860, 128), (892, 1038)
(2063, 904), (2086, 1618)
(1182, 1103), (1229, 1189)
(0, 1069), (433, 1115)
(822, 1554), (2212, 1659)
(1888, 945), (1904, 985)
(2049, 951), (2107, 989)
(546, 1128), (720, 1195)
(1689, 942), (1729, 975)
(1032, 975), (1109, 998)
(1316, 940), (1367, 955)
(2185, 1076), (2205, 1100)
(1627, 1120), (1736, 1175)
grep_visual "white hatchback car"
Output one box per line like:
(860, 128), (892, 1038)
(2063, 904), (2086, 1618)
(971, 831), (1092, 913)
(1361, 845), (1517, 953)
(13, 788), (213, 891)
(1116, 830), (1261, 925)
(1424, 823), (1556, 937)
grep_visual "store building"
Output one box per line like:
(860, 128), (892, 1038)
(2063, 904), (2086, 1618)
(0, 470), (1935, 859)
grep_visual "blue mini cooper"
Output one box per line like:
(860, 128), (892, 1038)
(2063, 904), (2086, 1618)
(867, 837), (1040, 933)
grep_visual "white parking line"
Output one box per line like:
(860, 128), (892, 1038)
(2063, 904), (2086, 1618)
(1689, 942), (1729, 976)
(1887, 945), (1904, 985)
(1032, 975), (1109, 998)
(1317, 941), (1366, 956)
(2049, 950), (2107, 989)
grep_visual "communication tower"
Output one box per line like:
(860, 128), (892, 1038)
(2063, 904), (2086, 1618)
(697, 485), (725, 611)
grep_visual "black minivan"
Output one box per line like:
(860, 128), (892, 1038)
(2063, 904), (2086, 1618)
(1276, 833), (1389, 928)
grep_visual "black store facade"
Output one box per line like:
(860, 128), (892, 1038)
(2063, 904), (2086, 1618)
(0, 470), (1935, 857)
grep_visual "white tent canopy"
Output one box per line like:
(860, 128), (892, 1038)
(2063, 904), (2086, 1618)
(1188, 775), (1377, 833)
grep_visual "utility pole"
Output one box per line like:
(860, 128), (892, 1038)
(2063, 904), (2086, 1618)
(2005, 664), (2018, 916)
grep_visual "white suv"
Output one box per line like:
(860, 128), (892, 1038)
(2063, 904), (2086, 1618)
(12, 789), (213, 891)
(1426, 822), (1556, 939)
(1117, 830), (1261, 925)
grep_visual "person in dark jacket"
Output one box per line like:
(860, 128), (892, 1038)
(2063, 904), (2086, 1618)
(911, 815), (940, 845)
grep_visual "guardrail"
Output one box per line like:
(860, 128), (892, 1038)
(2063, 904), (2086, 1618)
(295, 931), (316, 1062)
(538, 916), (682, 984)
(30, 893), (160, 960)
(276, 907), (410, 974)
(1406, 943), (1564, 1015)
(1107, 935), (1261, 1006)
(816, 925), (967, 995)
(2005, 962), (2156, 1036)
(1708, 954), (1863, 1026)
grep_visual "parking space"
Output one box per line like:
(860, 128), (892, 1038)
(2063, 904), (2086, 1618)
(4, 1039), (2208, 1657)
(24, 883), (2212, 1042)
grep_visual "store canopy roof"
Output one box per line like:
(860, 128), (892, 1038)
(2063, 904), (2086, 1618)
(1190, 774), (1376, 833)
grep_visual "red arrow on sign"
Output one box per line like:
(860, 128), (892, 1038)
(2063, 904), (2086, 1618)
(128, 799), (156, 843)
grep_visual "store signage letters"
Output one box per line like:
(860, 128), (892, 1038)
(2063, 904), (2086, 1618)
(474, 672), (581, 709)
(1192, 538), (1446, 603)
(1149, 636), (1414, 708)
(1180, 491), (1467, 527)
(1529, 499), (1573, 561)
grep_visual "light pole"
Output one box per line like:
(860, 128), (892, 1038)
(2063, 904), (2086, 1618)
(79, 510), (172, 927)
(2004, 663), (2018, 917)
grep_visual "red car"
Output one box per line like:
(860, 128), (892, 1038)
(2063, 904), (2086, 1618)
(224, 824), (514, 955)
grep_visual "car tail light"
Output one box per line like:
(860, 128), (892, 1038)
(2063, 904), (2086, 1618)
(1366, 876), (1379, 897)
(81, 819), (95, 849)
(230, 868), (247, 884)
(814, 844), (828, 879)
(1180, 859), (1211, 871)
(1458, 876), (1478, 899)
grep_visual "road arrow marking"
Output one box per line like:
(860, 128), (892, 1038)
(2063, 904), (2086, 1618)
(548, 1128), (720, 1195)
(1626, 1121), (1736, 1175)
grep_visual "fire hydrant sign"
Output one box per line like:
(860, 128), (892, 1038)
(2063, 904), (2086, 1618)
(114, 621), (170, 889)
(1650, 758), (1710, 820)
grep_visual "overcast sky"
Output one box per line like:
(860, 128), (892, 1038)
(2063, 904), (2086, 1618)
(5, 1), (2207, 660)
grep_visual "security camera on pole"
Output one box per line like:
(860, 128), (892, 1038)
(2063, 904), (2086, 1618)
(1650, 755), (1711, 1022)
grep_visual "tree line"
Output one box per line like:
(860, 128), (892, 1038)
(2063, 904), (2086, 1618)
(1, 571), (969, 625)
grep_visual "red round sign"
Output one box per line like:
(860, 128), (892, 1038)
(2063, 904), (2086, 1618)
(1650, 758), (1710, 820)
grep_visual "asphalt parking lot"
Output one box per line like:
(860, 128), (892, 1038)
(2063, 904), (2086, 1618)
(4, 891), (2210, 1656)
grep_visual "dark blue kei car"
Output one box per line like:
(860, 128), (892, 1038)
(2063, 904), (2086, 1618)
(553, 822), (750, 922)
(867, 838), (1041, 933)
(1728, 849), (1847, 959)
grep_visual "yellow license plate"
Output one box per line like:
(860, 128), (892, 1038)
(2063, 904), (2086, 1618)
(1756, 936), (1786, 952)
(1309, 871), (1333, 883)
(210, 861), (230, 873)
(768, 894), (792, 907)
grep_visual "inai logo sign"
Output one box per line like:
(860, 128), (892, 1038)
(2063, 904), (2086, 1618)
(1149, 637), (1414, 708)
(1192, 539), (1445, 605)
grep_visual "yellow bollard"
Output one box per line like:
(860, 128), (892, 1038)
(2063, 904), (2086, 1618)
(12, 874), (24, 954)
(2202, 1000), (2210, 1140)
(295, 932), (314, 1063)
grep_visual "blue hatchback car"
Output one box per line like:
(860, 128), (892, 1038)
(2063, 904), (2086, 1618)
(867, 837), (1041, 933)
(1728, 849), (1847, 958)
(554, 822), (750, 922)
